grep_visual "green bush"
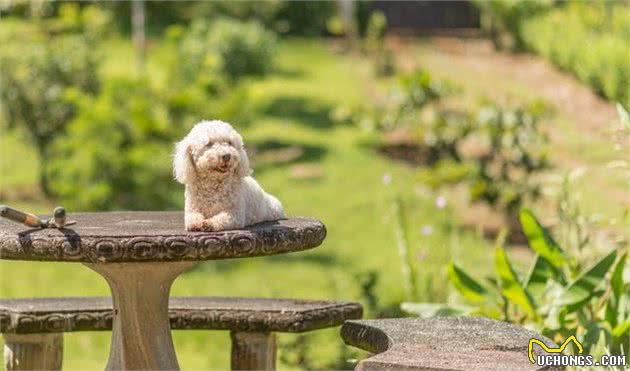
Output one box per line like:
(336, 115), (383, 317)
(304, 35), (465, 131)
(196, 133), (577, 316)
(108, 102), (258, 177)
(475, 1), (630, 108)
(364, 11), (395, 76)
(169, 18), (276, 85)
(350, 69), (451, 132)
(212, 0), (335, 36)
(474, 0), (553, 50)
(467, 102), (549, 219)
(273, 1), (335, 36)
(0, 33), (99, 195)
(520, 3), (630, 109)
(404, 209), (629, 357)
(209, 18), (277, 82)
(48, 78), (179, 210)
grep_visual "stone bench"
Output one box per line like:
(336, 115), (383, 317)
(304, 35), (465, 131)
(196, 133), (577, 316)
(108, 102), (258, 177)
(1, 296), (362, 371)
(341, 316), (560, 371)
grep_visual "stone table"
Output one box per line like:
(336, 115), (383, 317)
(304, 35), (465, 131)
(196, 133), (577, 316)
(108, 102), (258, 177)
(341, 317), (559, 371)
(0, 211), (326, 370)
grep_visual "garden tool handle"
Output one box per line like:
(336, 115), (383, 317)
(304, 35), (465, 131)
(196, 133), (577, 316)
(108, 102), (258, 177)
(0, 205), (45, 228)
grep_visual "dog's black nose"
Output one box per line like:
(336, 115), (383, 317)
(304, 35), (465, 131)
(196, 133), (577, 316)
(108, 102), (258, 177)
(222, 154), (231, 162)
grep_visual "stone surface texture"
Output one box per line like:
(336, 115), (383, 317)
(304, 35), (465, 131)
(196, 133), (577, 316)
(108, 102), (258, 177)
(0, 296), (363, 334)
(3, 333), (62, 371)
(86, 261), (195, 370)
(0, 212), (326, 263)
(230, 331), (276, 371)
(341, 316), (560, 371)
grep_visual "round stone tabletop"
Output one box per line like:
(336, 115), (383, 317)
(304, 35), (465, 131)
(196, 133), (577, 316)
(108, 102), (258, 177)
(0, 211), (326, 263)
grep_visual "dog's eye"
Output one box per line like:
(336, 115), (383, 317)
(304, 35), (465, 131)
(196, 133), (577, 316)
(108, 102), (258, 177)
(206, 141), (213, 147)
(228, 141), (234, 146)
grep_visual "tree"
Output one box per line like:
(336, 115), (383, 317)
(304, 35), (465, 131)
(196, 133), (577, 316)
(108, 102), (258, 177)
(0, 34), (99, 195)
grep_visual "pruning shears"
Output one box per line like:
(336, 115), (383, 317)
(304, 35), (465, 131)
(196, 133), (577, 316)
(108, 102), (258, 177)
(0, 205), (76, 229)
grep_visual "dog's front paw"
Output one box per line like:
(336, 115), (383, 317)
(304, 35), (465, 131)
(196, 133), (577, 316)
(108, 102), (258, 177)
(186, 221), (205, 232)
(201, 220), (219, 232)
(186, 220), (217, 232)
(185, 211), (207, 231)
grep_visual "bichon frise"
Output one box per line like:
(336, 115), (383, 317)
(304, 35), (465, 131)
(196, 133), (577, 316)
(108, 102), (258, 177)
(173, 120), (284, 231)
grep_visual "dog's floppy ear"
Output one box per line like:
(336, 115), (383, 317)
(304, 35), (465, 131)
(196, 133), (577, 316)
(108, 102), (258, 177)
(173, 139), (196, 184)
(236, 145), (251, 178)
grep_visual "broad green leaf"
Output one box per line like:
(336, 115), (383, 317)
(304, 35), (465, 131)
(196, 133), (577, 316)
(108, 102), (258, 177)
(400, 302), (475, 318)
(582, 323), (607, 354)
(524, 254), (560, 297)
(612, 320), (630, 339)
(448, 263), (488, 302)
(495, 246), (538, 319)
(520, 209), (567, 268)
(611, 252), (627, 300)
(583, 323), (611, 357)
(558, 250), (617, 312)
(605, 252), (627, 327)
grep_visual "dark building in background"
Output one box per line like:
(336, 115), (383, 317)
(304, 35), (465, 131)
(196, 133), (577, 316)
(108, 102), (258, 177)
(370, 1), (480, 31)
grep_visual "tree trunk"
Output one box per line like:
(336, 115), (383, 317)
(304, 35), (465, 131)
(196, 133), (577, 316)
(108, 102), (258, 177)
(132, 0), (146, 73)
(337, 0), (358, 50)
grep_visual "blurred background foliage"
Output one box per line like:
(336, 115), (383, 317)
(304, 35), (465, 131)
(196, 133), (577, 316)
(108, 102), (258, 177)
(0, 0), (628, 369)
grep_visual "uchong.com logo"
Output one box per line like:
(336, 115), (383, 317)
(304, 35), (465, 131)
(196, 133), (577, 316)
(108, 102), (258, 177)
(528, 335), (627, 367)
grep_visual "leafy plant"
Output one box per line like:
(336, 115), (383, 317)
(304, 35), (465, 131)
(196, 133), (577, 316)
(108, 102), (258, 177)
(363, 10), (394, 77)
(351, 69), (451, 132)
(208, 18), (277, 82)
(478, 0), (630, 108)
(168, 17), (276, 86)
(48, 78), (178, 210)
(521, 3), (630, 109)
(404, 209), (629, 356)
(467, 102), (549, 220)
(474, 0), (554, 50)
(273, 1), (335, 36)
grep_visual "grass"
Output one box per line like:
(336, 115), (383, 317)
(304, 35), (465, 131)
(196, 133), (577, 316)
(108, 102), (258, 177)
(0, 37), (494, 370)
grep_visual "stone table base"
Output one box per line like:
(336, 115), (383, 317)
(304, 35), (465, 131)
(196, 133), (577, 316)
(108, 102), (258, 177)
(85, 261), (196, 370)
(3, 333), (62, 371)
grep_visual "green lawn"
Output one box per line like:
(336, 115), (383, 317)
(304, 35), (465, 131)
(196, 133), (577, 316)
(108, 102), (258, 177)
(0, 38), (494, 370)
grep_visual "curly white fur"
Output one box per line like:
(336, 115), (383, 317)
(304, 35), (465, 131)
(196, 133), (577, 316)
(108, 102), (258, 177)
(173, 120), (284, 231)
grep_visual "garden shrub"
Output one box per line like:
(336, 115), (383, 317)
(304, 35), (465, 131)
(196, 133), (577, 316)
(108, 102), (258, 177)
(350, 69), (451, 132)
(98, 1), (330, 36)
(364, 10), (395, 76)
(474, 0), (553, 50)
(47, 3), (113, 41)
(0, 33), (99, 195)
(166, 82), (254, 131)
(273, 1), (335, 36)
(162, 17), (266, 129)
(209, 18), (277, 82)
(475, 0), (630, 108)
(416, 102), (548, 222)
(520, 3), (630, 108)
(168, 18), (276, 85)
(48, 78), (179, 210)
(467, 101), (549, 220)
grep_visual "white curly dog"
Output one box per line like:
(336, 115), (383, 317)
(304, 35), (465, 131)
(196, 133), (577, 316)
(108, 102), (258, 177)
(173, 120), (284, 231)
